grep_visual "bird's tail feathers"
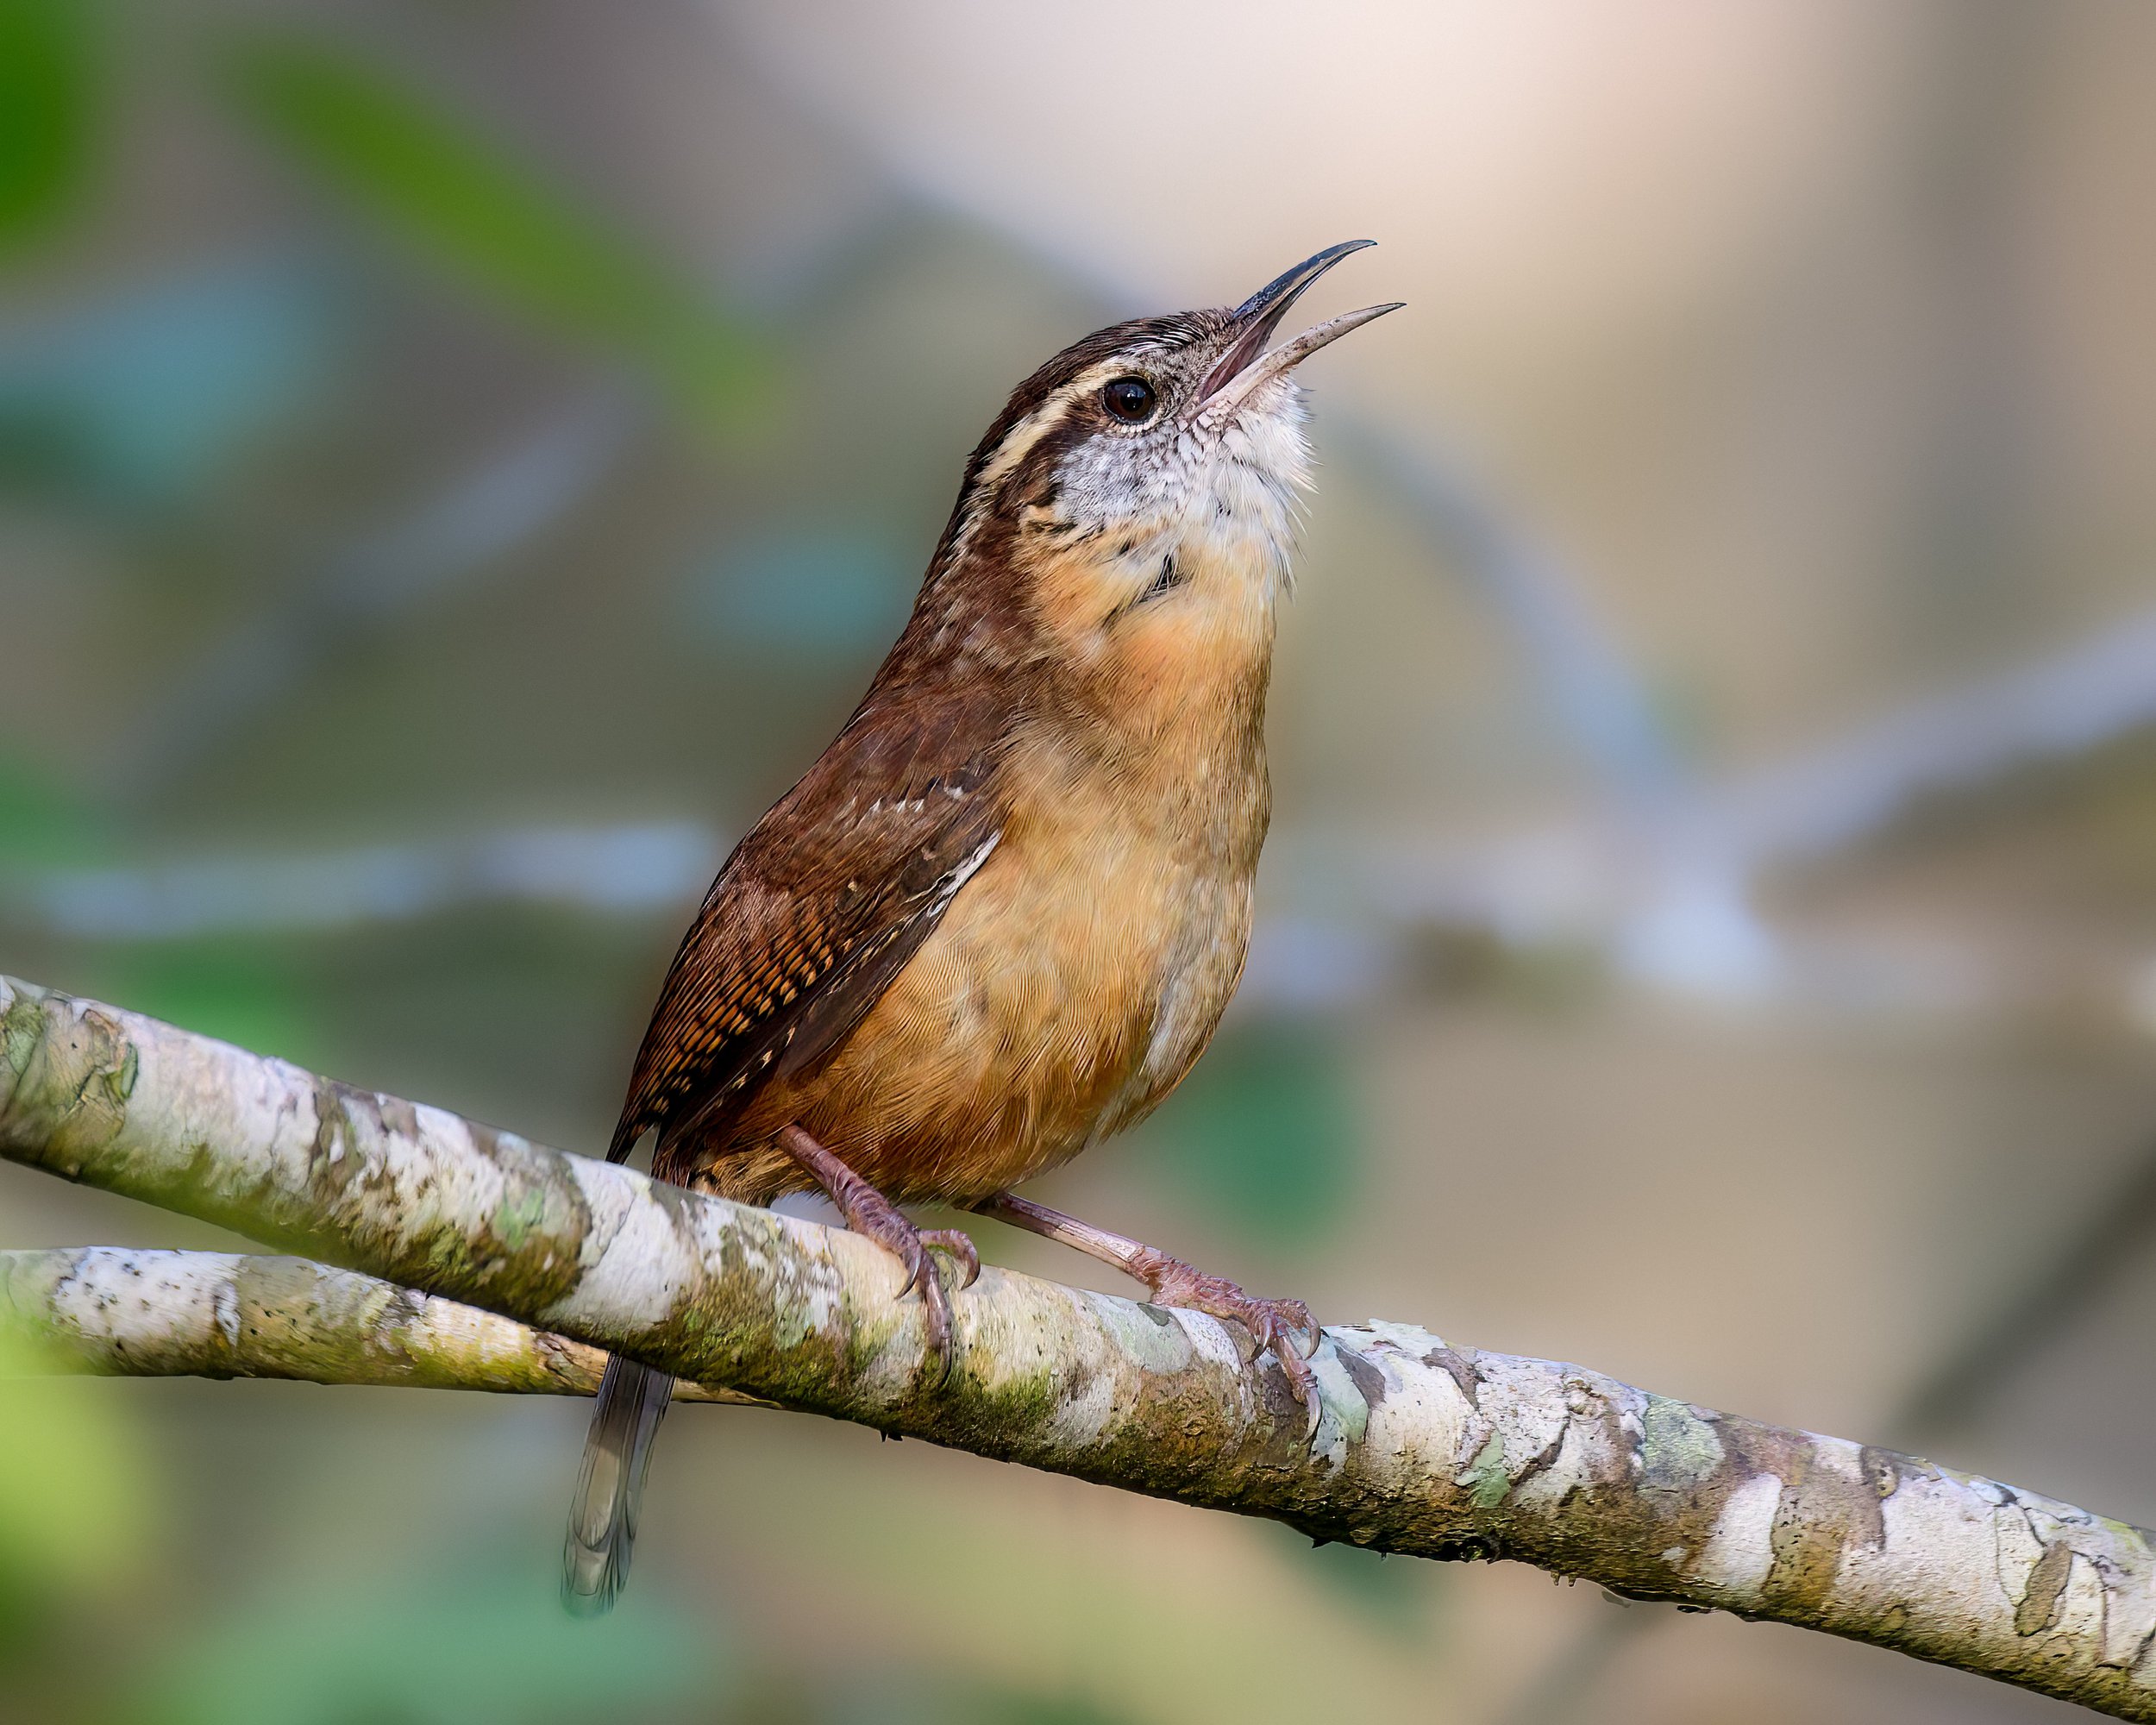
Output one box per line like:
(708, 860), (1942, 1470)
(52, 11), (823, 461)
(561, 1353), (674, 1615)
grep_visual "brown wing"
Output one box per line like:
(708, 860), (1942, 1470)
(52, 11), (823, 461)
(608, 687), (1007, 1166)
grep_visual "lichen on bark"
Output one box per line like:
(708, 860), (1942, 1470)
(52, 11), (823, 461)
(0, 1245), (761, 1402)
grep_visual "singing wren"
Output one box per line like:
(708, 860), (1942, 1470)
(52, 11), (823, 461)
(564, 242), (1401, 1611)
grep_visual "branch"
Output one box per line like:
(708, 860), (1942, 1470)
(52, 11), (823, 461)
(3, 975), (2153, 1718)
(0, 1245), (757, 1402)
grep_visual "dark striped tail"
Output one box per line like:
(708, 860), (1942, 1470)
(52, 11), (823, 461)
(561, 1352), (674, 1615)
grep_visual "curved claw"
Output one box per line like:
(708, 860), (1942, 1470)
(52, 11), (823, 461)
(919, 1227), (981, 1289)
(886, 1233), (956, 1379)
(914, 1251), (956, 1381)
(1276, 1344), (1319, 1413)
(1256, 1315), (1321, 1409)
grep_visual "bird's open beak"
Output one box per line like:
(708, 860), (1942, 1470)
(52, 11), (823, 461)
(1197, 240), (1402, 410)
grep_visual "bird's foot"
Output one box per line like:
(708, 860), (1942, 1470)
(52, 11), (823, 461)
(837, 1199), (978, 1377)
(1127, 1248), (1322, 1406)
(971, 1191), (1324, 1410)
(778, 1125), (976, 1380)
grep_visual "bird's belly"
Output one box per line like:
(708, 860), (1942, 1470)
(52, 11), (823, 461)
(729, 804), (1257, 1204)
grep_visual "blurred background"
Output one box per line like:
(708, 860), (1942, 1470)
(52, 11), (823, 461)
(3, 1), (2154, 1719)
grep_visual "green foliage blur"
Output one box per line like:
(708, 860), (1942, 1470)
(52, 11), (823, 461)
(133, 1564), (712, 1725)
(1149, 1025), (1358, 1249)
(221, 32), (774, 436)
(0, 1332), (154, 1632)
(0, 0), (100, 254)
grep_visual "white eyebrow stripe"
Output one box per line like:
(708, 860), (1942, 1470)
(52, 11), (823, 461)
(939, 358), (1160, 572)
(972, 360), (1135, 490)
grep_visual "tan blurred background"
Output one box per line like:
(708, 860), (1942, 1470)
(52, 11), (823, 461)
(3, 1), (2155, 1720)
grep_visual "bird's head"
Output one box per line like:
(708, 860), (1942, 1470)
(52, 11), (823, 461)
(918, 242), (1400, 681)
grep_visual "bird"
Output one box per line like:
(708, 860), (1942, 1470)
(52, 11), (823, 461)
(562, 242), (1401, 1613)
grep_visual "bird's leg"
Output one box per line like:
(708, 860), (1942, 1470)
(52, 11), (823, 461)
(777, 1125), (978, 1377)
(973, 1193), (1321, 1405)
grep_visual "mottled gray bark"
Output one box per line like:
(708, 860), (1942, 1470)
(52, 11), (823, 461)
(3, 974), (2153, 1718)
(0, 1246), (757, 1402)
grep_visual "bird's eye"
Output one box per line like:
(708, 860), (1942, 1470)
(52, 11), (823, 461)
(1101, 376), (1157, 423)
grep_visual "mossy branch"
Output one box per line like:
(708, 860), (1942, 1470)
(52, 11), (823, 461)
(3, 973), (2153, 1718)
